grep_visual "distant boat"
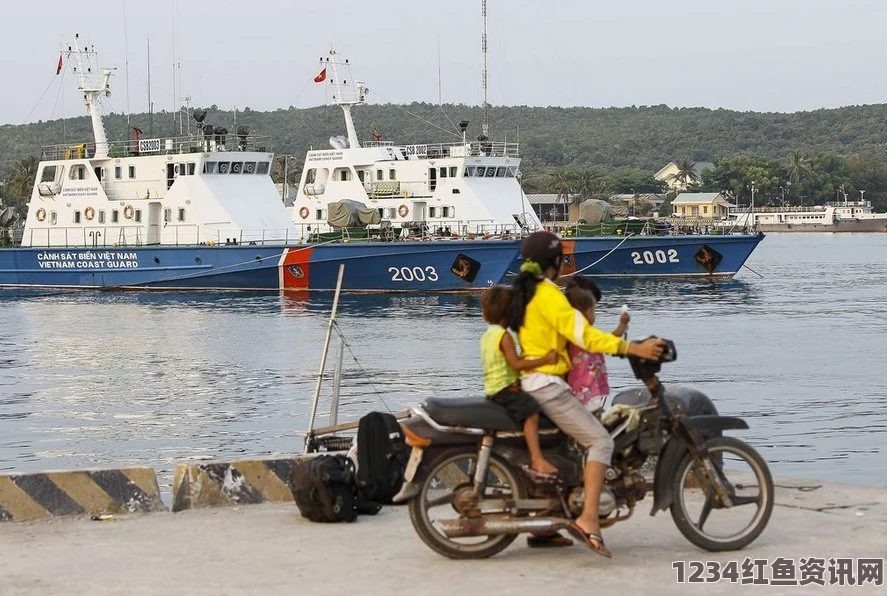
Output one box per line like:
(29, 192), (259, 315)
(0, 37), (519, 292)
(721, 191), (887, 233)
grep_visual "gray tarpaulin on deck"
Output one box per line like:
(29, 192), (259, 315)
(326, 199), (381, 229)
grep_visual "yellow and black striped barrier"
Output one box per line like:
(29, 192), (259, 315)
(172, 455), (312, 512)
(0, 467), (166, 522)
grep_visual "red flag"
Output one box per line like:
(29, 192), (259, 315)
(313, 68), (326, 83)
(56, 55), (63, 75)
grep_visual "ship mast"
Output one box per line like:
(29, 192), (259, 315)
(325, 50), (366, 149)
(67, 34), (111, 158)
(481, 0), (489, 137)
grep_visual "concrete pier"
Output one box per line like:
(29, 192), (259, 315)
(0, 479), (884, 595)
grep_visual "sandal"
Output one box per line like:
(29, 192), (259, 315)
(527, 532), (574, 548)
(565, 522), (612, 558)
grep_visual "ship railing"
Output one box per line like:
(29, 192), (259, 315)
(40, 134), (273, 161)
(24, 225), (302, 248)
(297, 219), (530, 243)
(362, 141), (521, 160)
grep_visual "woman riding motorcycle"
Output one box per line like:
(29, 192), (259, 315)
(511, 231), (665, 557)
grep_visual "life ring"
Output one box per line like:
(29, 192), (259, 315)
(299, 206), (310, 219)
(123, 205), (134, 219)
(84, 206), (95, 221)
(35, 208), (46, 222)
(398, 204), (409, 218)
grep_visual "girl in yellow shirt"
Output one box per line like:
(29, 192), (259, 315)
(510, 231), (664, 558)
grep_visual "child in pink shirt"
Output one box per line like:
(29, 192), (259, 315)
(564, 277), (630, 414)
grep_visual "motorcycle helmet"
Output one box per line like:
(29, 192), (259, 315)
(520, 231), (563, 271)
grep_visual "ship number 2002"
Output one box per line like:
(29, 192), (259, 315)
(388, 266), (439, 282)
(631, 249), (679, 265)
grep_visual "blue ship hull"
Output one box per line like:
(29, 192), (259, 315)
(508, 233), (764, 279)
(0, 240), (521, 292)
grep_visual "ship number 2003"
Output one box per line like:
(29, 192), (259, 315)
(631, 249), (679, 265)
(388, 266), (439, 282)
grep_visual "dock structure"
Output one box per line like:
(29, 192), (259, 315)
(0, 476), (884, 594)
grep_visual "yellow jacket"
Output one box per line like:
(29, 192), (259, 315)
(516, 279), (629, 376)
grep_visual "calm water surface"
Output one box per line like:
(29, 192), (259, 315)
(1, 233), (885, 494)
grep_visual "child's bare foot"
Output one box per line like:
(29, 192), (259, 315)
(532, 458), (559, 476)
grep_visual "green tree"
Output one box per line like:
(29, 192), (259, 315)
(4, 156), (38, 208)
(669, 157), (698, 188)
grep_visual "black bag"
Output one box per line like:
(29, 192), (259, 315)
(290, 454), (380, 523)
(356, 412), (409, 504)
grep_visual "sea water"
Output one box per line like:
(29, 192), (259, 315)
(1, 233), (885, 493)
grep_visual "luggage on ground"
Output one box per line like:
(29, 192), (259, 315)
(356, 411), (409, 504)
(290, 454), (380, 523)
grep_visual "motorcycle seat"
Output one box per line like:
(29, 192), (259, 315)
(422, 396), (557, 432)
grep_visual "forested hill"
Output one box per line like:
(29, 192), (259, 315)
(3, 101), (887, 196)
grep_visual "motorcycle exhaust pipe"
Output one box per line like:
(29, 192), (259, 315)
(437, 517), (570, 538)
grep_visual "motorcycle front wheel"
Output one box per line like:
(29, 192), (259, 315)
(670, 436), (774, 551)
(408, 447), (522, 559)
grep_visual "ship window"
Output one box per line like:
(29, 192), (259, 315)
(40, 166), (57, 182)
(357, 170), (365, 182)
(465, 166), (476, 177)
(129, 165), (136, 178)
(50, 211), (57, 225)
(442, 206), (450, 217)
(111, 210), (119, 223)
(389, 169), (396, 180)
(476, 167), (486, 177)
(449, 167), (457, 177)
(231, 162), (243, 174)
(257, 161), (269, 175)
(315, 209), (323, 220)
(496, 167), (506, 177)
(178, 208), (186, 222)
(134, 209), (142, 223)
(388, 207), (397, 218)
(440, 167), (448, 178)
(188, 163), (196, 175)
(74, 211), (81, 223)
(69, 165), (86, 180)
(217, 162), (230, 174)
(203, 162), (217, 174)
(164, 208), (172, 222)
(376, 169), (383, 180)
(486, 167), (495, 177)
(114, 166), (122, 179)
(306, 169), (316, 184)
(506, 166), (517, 177)
(98, 210), (106, 224)
(452, 188), (461, 194)
(429, 206), (436, 217)
(243, 162), (255, 175)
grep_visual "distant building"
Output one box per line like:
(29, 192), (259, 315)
(525, 193), (575, 222)
(671, 192), (734, 219)
(654, 161), (715, 191)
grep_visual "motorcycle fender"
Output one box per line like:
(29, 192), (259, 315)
(650, 415), (749, 514)
(403, 446), (425, 484)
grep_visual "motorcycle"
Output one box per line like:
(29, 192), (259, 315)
(394, 339), (774, 559)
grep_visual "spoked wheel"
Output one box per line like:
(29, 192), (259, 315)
(408, 448), (522, 559)
(670, 436), (774, 551)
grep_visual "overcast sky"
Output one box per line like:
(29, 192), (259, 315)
(4, 0), (887, 125)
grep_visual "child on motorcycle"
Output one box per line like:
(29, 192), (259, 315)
(481, 285), (560, 478)
(564, 276), (630, 415)
(510, 231), (664, 558)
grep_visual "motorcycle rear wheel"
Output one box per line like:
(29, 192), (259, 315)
(670, 436), (774, 551)
(408, 447), (522, 559)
